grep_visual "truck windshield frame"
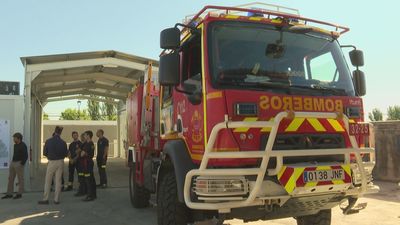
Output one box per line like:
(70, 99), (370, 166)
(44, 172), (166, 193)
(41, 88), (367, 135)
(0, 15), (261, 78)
(207, 21), (355, 96)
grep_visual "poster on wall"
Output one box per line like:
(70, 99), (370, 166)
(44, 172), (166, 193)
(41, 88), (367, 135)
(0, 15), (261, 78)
(0, 119), (11, 169)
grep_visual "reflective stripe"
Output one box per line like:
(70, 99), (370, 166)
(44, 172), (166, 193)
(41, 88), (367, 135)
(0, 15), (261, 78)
(225, 15), (240, 19)
(249, 17), (263, 21)
(341, 164), (352, 177)
(233, 117), (258, 132)
(285, 118), (305, 132)
(101, 165), (106, 168)
(271, 19), (282, 24)
(206, 91), (222, 100)
(332, 179), (345, 185)
(327, 119), (345, 132)
(284, 168), (304, 194)
(84, 174), (90, 177)
(78, 173), (84, 176)
(278, 164), (352, 194)
(307, 118), (326, 132)
(261, 117), (274, 132)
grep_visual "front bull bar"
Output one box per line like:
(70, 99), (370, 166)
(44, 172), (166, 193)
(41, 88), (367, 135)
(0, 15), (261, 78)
(183, 111), (376, 212)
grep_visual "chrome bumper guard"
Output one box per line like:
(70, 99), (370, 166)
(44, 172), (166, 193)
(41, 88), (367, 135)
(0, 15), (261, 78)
(183, 111), (378, 213)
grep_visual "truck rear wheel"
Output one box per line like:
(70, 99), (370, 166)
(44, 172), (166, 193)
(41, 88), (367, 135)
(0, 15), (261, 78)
(129, 164), (150, 208)
(157, 170), (192, 225)
(296, 209), (331, 225)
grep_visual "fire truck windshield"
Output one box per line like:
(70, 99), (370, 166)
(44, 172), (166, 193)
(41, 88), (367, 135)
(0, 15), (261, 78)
(208, 21), (355, 96)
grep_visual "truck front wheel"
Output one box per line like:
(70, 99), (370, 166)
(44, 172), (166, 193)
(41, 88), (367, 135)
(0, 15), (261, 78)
(296, 209), (332, 225)
(129, 164), (150, 208)
(157, 170), (192, 225)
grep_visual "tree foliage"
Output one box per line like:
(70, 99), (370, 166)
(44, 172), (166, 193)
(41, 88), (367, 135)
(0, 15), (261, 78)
(43, 113), (49, 120)
(87, 96), (117, 121)
(387, 105), (400, 120)
(60, 108), (90, 120)
(87, 97), (102, 120)
(368, 108), (383, 121)
(101, 97), (117, 121)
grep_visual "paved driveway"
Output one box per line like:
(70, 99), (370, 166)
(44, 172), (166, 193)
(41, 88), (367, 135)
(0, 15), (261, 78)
(1, 158), (399, 225)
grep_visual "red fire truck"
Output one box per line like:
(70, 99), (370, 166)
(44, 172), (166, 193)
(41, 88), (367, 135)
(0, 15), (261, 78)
(126, 3), (378, 225)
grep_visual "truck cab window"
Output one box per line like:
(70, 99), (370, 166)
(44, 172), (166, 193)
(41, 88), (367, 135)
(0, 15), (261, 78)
(309, 52), (338, 82)
(181, 36), (202, 92)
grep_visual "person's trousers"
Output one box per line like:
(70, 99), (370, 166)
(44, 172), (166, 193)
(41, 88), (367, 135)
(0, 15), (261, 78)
(43, 159), (64, 202)
(77, 172), (87, 194)
(85, 171), (97, 198)
(96, 158), (107, 185)
(68, 162), (76, 186)
(76, 161), (87, 194)
(6, 161), (24, 195)
(84, 159), (96, 198)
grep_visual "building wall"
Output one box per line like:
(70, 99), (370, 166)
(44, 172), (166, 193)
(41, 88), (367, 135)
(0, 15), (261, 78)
(42, 120), (118, 158)
(0, 95), (25, 193)
(118, 103), (128, 159)
(372, 121), (400, 182)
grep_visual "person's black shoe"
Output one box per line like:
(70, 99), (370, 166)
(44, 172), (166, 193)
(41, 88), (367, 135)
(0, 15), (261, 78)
(1, 195), (13, 199)
(13, 194), (22, 199)
(96, 184), (102, 187)
(74, 192), (85, 197)
(38, 200), (49, 205)
(82, 196), (95, 202)
(65, 186), (73, 192)
(101, 184), (107, 189)
(54, 201), (60, 205)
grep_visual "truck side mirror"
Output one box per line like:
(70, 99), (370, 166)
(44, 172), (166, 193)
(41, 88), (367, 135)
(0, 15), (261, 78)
(353, 70), (366, 96)
(159, 51), (180, 86)
(160, 27), (180, 49)
(349, 49), (364, 67)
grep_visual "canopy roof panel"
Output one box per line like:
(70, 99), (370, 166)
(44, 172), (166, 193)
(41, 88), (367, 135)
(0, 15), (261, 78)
(21, 50), (158, 104)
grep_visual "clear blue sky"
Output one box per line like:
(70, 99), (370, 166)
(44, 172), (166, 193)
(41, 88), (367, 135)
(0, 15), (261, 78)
(0, 0), (398, 119)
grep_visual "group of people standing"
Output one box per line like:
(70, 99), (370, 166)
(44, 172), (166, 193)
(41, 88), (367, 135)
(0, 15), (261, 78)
(2, 126), (109, 205)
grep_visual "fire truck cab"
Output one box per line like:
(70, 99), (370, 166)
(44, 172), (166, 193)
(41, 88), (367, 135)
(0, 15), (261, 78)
(127, 3), (379, 225)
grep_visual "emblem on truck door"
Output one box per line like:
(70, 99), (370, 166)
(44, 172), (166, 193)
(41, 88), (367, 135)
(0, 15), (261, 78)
(191, 110), (203, 143)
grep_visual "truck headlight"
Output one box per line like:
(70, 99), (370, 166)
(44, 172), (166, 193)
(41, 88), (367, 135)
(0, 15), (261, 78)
(193, 176), (249, 197)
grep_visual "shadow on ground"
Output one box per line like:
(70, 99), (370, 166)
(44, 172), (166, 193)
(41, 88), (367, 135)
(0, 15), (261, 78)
(363, 181), (400, 203)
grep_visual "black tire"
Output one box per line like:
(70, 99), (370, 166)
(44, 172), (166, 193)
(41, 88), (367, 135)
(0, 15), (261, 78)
(157, 170), (192, 225)
(129, 164), (150, 208)
(296, 209), (332, 225)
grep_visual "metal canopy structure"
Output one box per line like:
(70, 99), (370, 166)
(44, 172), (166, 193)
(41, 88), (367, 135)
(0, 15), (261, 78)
(21, 50), (158, 104)
(21, 50), (158, 180)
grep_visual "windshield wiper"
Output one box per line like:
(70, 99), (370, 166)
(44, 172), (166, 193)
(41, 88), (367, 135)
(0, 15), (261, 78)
(289, 84), (347, 95)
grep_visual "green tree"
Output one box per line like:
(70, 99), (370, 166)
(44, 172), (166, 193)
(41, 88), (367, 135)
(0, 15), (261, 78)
(60, 108), (90, 120)
(101, 97), (117, 121)
(387, 105), (400, 120)
(87, 97), (102, 120)
(368, 108), (383, 121)
(43, 112), (49, 120)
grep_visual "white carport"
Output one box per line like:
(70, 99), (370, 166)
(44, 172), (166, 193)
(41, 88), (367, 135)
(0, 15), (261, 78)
(21, 50), (158, 185)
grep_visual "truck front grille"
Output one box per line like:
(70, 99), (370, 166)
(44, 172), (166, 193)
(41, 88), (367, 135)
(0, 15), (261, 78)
(260, 134), (346, 165)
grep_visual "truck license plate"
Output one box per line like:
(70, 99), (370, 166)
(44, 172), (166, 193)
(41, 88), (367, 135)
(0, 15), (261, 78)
(349, 123), (369, 136)
(303, 170), (345, 183)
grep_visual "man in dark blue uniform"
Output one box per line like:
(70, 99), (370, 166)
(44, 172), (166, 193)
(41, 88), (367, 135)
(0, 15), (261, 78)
(81, 130), (96, 201)
(74, 133), (87, 197)
(96, 129), (109, 188)
(65, 131), (82, 191)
